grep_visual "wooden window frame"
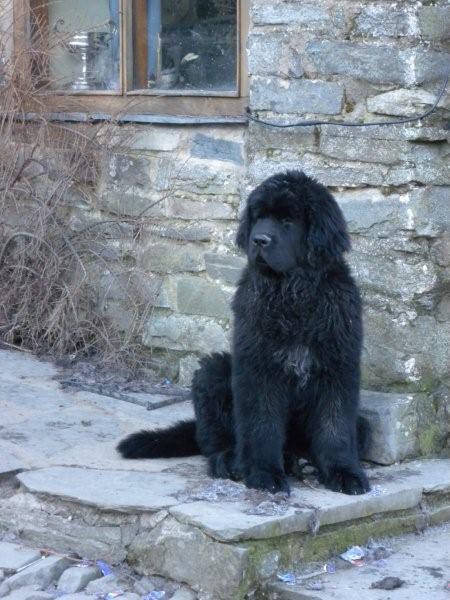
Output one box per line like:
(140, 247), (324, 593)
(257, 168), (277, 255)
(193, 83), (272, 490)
(14, 0), (249, 120)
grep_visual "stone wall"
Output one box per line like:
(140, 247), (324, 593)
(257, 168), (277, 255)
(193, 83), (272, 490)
(41, 2), (450, 409)
(92, 125), (246, 384)
(246, 0), (450, 399)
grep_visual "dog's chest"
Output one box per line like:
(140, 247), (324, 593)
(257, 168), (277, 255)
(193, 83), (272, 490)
(273, 345), (312, 387)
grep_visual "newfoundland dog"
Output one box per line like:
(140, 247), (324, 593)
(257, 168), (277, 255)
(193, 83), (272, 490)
(118, 170), (370, 496)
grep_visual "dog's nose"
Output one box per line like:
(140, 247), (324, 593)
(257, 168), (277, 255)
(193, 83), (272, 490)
(252, 234), (272, 247)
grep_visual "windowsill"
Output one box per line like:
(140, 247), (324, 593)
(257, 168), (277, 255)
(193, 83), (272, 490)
(21, 111), (248, 125)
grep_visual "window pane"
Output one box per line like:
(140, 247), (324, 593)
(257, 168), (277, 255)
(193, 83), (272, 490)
(31, 0), (120, 91)
(133, 0), (238, 92)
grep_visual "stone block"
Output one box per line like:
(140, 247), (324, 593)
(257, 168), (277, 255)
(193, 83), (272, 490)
(306, 41), (409, 85)
(251, 2), (333, 30)
(205, 252), (246, 285)
(2, 586), (54, 600)
(176, 277), (232, 319)
(247, 33), (303, 78)
(250, 77), (344, 115)
(101, 191), (165, 218)
(353, 5), (416, 37)
(127, 518), (249, 600)
(85, 575), (122, 594)
(361, 309), (450, 391)
(319, 135), (409, 165)
(140, 243), (205, 274)
(143, 315), (228, 353)
(155, 158), (241, 196)
(166, 197), (235, 220)
(367, 88), (448, 116)
(0, 542), (41, 573)
(151, 224), (212, 243)
(170, 590), (196, 600)
(178, 355), (200, 387)
(418, 6), (450, 42)
(413, 49), (450, 84)
(129, 128), (181, 152)
(0, 556), (72, 596)
(191, 134), (243, 165)
(57, 566), (101, 594)
(359, 391), (419, 465)
(247, 122), (317, 157)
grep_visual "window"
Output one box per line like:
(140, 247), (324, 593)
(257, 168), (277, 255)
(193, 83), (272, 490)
(19, 0), (248, 118)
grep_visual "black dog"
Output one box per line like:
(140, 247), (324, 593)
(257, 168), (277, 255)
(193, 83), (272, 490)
(118, 171), (370, 496)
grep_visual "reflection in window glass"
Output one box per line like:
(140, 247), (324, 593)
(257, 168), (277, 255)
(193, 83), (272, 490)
(134, 0), (237, 92)
(40, 0), (120, 91)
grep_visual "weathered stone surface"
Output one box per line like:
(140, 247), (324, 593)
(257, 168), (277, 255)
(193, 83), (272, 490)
(150, 223), (212, 243)
(0, 557), (72, 596)
(85, 574), (122, 594)
(2, 586), (54, 600)
(359, 391), (419, 464)
(170, 590), (196, 600)
(100, 191), (164, 219)
(128, 518), (249, 600)
(251, 77), (344, 115)
(176, 277), (231, 319)
(367, 89), (448, 117)
(306, 41), (409, 84)
(248, 33), (303, 78)
(165, 197), (235, 220)
(247, 122), (317, 157)
(0, 543), (41, 573)
(129, 128), (181, 152)
(353, 5), (416, 37)
(414, 49), (450, 84)
(251, 2), (333, 29)
(418, 6), (450, 41)
(143, 315), (228, 353)
(318, 124), (448, 142)
(139, 243), (205, 273)
(155, 158), (241, 196)
(178, 355), (200, 387)
(56, 566), (101, 593)
(0, 449), (27, 476)
(17, 467), (189, 512)
(204, 252), (246, 285)
(191, 134), (243, 165)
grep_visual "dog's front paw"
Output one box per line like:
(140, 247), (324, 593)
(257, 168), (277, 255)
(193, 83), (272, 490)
(245, 469), (290, 495)
(325, 467), (370, 495)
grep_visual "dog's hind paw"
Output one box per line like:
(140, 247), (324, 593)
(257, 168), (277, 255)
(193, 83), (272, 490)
(245, 469), (290, 495)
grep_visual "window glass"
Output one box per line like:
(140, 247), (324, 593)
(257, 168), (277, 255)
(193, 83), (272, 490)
(34, 0), (120, 91)
(133, 0), (238, 92)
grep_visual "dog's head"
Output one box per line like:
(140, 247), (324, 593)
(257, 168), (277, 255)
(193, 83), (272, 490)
(236, 171), (350, 274)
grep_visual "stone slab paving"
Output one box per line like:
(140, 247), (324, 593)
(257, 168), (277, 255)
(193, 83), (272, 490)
(269, 524), (450, 600)
(0, 543), (41, 573)
(1, 349), (450, 599)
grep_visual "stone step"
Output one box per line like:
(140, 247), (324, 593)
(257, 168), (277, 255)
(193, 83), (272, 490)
(359, 389), (444, 465)
(2, 458), (450, 599)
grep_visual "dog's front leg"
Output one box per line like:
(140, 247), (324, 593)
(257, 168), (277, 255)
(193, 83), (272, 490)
(309, 379), (369, 495)
(232, 371), (290, 494)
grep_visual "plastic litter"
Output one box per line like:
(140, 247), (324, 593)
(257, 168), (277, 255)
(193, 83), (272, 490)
(104, 593), (124, 600)
(96, 560), (114, 576)
(277, 572), (296, 585)
(340, 546), (366, 565)
(142, 592), (166, 600)
(370, 576), (405, 590)
(369, 485), (388, 497)
(306, 581), (324, 591)
(324, 562), (336, 574)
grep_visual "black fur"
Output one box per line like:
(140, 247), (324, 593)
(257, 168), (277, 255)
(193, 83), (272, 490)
(117, 170), (370, 496)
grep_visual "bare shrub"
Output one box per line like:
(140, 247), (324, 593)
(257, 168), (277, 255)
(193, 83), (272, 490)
(0, 2), (160, 371)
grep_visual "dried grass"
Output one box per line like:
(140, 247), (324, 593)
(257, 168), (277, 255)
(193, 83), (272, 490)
(0, 2), (159, 372)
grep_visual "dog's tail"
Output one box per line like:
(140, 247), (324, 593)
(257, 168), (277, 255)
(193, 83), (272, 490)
(357, 415), (371, 458)
(117, 420), (199, 459)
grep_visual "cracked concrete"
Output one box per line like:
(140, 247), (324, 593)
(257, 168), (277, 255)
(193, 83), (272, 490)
(1, 349), (450, 599)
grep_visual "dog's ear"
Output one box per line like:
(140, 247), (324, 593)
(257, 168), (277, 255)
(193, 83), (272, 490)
(306, 187), (350, 266)
(236, 205), (251, 250)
